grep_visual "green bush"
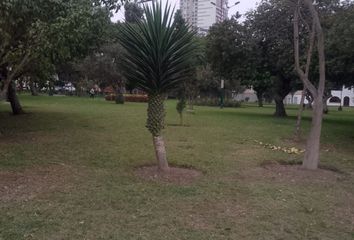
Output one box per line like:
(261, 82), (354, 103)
(176, 98), (186, 114)
(194, 98), (241, 108)
(115, 94), (125, 104)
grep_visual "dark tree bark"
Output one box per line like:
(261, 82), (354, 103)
(188, 97), (194, 110)
(305, 91), (313, 109)
(256, 91), (264, 107)
(323, 100), (329, 114)
(274, 96), (287, 117)
(30, 81), (39, 96)
(7, 82), (24, 115)
(273, 74), (292, 117)
(322, 91), (331, 114)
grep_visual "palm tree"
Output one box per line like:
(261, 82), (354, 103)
(118, 2), (195, 172)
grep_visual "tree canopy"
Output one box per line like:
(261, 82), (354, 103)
(0, 0), (111, 98)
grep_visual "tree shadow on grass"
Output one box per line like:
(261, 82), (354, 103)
(204, 108), (313, 122)
(0, 108), (92, 137)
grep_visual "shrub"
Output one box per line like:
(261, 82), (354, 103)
(105, 94), (116, 101)
(194, 98), (218, 106)
(115, 94), (125, 104)
(176, 98), (186, 114)
(124, 94), (148, 102)
(194, 98), (241, 108)
(106, 94), (148, 103)
(223, 100), (242, 108)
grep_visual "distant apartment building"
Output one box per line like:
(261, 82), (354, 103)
(180, 0), (228, 34)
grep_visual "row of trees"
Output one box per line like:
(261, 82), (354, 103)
(206, 0), (354, 170)
(206, 0), (354, 117)
(0, 0), (113, 114)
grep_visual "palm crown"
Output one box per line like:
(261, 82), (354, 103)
(118, 2), (195, 95)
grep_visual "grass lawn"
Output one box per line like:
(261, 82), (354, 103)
(0, 95), (354, 239)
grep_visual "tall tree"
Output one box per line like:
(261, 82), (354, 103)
(174, 9), (188, 121)
(118, 2), (195, 172)
(326, 2), (354, 88)
(0, 0), (110, 113)
(245, 0), (298, 117)
(206, 17), (246, 103)
(293, 0), (327, 170)
(76, 43), (126, 101)
(124, 2), (144, 23)
(245, 72), (273, 107)
(174, 9), (186, 29)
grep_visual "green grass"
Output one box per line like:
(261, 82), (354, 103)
(0, 94), (354, 240)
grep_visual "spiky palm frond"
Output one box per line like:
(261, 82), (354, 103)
(118, 1), (196, 95)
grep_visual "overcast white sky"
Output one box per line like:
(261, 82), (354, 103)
(112, 0), (259, 22)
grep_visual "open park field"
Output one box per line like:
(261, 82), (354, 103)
(1, 95), (354, 239)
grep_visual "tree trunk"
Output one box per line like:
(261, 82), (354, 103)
(323, 100), (328, 114)
(306, 93), (313, 109)
(294, 88), (306, 139)
(48, 82), (54, 96)
(303, 98), (323, 170)
(7, 82), (24, 115)
(257, 92), (264, 107)
(30, 81), (39, 96)
(179, 113), (183, 126)
(188, 96), (194, 110)
(115, 87), (125, 104)
(153, 136), (169, 172)
(147, 94), (169, 172)
(294, 0), (326, 170)
(322, 94), (330, 114)
(274, 97), (287, 117)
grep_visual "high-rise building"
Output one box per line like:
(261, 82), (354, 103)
(180, 0), (228, 35)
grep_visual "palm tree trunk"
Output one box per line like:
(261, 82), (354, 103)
(153, 136), (169, 171)
(147, 94), (169, 172)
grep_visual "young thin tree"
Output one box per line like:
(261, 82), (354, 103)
(118, 2), (195, 172)
(174, 9), (188, 124)
(293, 0), (326, 170)
(294, 87), (306, 140)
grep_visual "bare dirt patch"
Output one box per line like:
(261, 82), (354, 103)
(135, 166), (202, 185)
(239, 163), (343, 184)
(0, 164), (80, 202)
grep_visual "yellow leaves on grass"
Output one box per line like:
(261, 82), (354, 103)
(254, 140), (305, 155)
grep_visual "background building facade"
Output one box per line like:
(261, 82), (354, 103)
(180, 0), (228, 34)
